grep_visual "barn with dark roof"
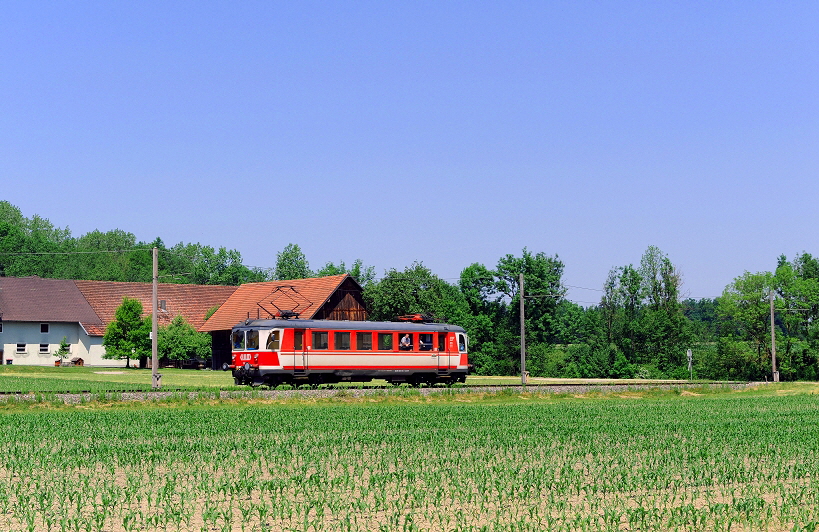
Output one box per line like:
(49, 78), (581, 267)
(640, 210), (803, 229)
(199, 274), (368, 369)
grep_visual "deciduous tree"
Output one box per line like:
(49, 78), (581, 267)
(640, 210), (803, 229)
(158, 315), (212, 362)
(598, 247), (692, 377)
(102, 297), (151, 368)
(365, 262), (467, 323)
(275, 243), (312, 280)
(316, 259), (376, 286)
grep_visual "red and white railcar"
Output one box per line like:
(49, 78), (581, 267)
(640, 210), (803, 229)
(228, 319), (469, 386)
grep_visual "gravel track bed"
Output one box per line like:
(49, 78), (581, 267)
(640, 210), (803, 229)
(2, 381), (759, 404)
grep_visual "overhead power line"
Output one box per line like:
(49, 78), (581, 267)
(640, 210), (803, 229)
(0, 249), (149, 256)
(565, 284), (604, 292)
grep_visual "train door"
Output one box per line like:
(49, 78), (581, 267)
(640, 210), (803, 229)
(293, 329), (307, 374)
(437, 333), (449, 373)
(457, 332), (467, 367)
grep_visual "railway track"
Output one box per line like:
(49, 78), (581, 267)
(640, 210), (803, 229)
(0, 380), (750, 397)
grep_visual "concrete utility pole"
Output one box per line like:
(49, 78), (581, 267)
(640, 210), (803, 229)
(152, 247), (162, 389)
(770, 290), (779, 382)
(687, 349), (693, 381)
(520, 272), (526, 387)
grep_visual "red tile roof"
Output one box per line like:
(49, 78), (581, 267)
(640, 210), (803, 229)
(199, 274), (349, 332)
(75, 280), (238, 335)
(0, 277), (103, 330)
(0, 276), (350, 337)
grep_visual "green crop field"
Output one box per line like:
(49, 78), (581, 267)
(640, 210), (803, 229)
(0, 382), (818, 531)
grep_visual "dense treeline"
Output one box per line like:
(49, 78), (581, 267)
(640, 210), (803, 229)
(2, 201), (817, 380)
(266, 243), (819, 381)
(0, 202), (270, 285)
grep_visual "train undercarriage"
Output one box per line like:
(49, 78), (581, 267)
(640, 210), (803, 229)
(231, 366), (467, 387)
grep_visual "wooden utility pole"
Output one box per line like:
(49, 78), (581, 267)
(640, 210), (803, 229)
(152, 247), (162, 389)
(770, 290), (779, 382)
(520, 272), (526, 387)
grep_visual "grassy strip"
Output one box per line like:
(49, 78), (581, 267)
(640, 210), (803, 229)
(0, 365), (751, 394)
(0, 380), (805, 411)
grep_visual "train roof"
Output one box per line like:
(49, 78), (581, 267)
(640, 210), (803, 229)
(232, 319), (466, 333)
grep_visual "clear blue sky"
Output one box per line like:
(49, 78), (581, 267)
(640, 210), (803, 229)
(2, 1), (817, 304)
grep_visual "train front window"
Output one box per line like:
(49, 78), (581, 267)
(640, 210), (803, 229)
(313, 331), (329, 350)
(232, 331), (245, 350)
(246, 330), (259, 350)
(335, 332), (350, 350)
(266, 330), (281, 350)
(458, 334), (467, 352)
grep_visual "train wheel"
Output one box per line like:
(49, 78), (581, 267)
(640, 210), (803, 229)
(308, 374), (324, 388)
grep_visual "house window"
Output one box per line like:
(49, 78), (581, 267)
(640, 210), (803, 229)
(40, 344), (49, 354)
(0, 323), (3, 333)
(16, 344), (25, 354)
(41, 323), (49, 334)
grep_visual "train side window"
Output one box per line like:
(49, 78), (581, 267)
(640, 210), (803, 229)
(266, 330), (280, 350)
(356, 332), (372, 350)
(399, 333), (413, 351)
(335, 332), (351, 350)
(378, 333), (394, 351)
(438, 333), (446, 351)
(419, 333), (433, 351)
(294, 331), (304, 350)
(312, 331), (329, 349)
(458, 334), (467, 352)
(232, 331), (245, 350)
(246, 330), (259, 350)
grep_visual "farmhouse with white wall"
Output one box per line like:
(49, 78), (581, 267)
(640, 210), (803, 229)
(0, 277), (237, 366)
